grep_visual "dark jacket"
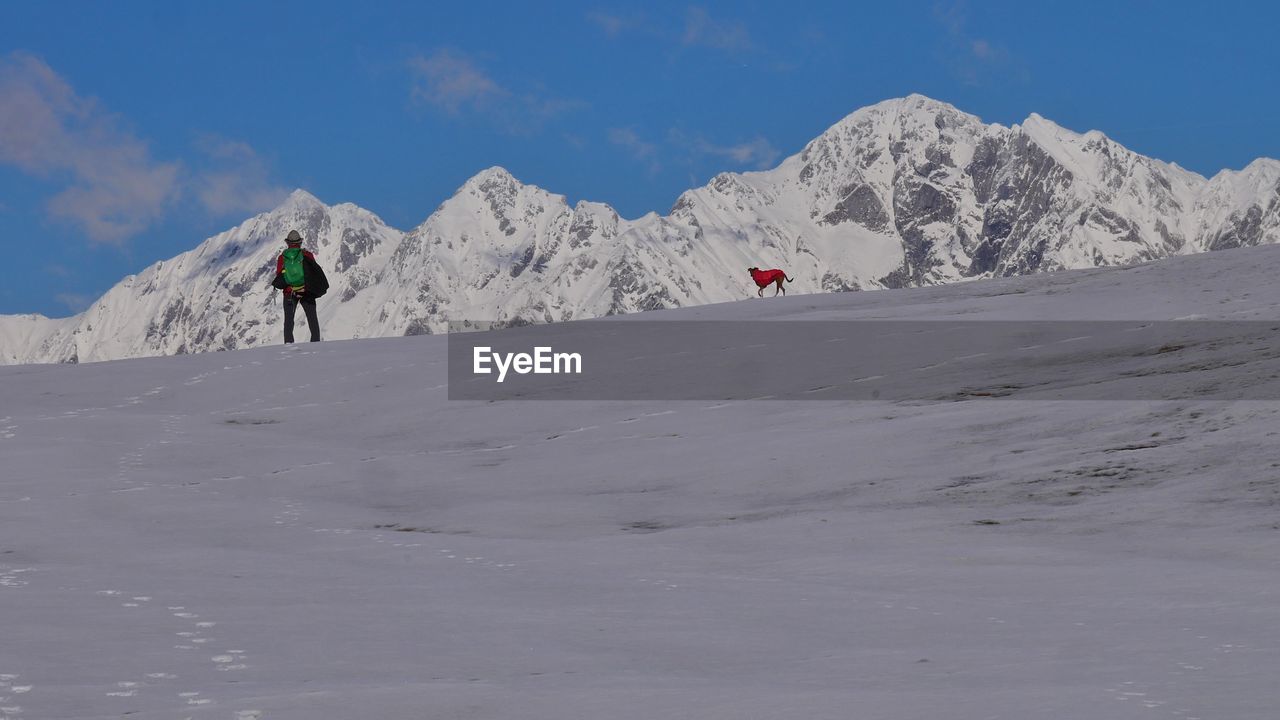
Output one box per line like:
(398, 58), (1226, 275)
(271, 249), (330, 298)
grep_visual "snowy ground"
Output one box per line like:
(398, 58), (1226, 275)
(4, 246), (1280, 719)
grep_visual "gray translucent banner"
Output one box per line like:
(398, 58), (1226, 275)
(446, 321), (1280, 401)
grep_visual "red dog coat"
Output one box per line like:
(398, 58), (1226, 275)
(750, 268), (788, 287)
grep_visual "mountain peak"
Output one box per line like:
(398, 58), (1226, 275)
(860, 94), (968, 119)
(1241, 157), (1280, 176)
(466, 166), (519, 186)
(900, 93), (960, 110)
(1018, 112), (1086, 158)
(820, 95), (982, 140)
(1021, 112), (1071, 133)
(454, 167), (529, 204)
(273, 188), (326, 213)
(1207, 157), (1280, 204)
(863, 94), (958, 112)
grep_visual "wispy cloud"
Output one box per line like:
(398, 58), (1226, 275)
(408, 49), (507, 115)
(45, 263), (72, 279)
(522, 91), (586, 126)
(607, 126), (781, 178)
(667, 129), (781, 171)
(589, 6), (754, 56)
(681, 6), (752, 52)
(932, 1), (1024, 86)
(693, 136), (779, 170)
(0, 52), (181, 244)
(408, 49), (582, 134)
(192, 134), (291, 216)
(969, 38), (996, 60)
(54, 292), (93, 313)
(0, 52), (290, 244)
(589, 6), (811, 75)
(588, 10), (633, 37)
(608, 127), (661, 174)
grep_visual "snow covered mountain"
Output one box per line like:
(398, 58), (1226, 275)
(5, 244), (1280, 717)
(3, 94), (1279, 364)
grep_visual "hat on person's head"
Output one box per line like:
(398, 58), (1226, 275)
(285, 230), (303, 245)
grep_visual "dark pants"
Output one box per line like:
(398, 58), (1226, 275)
(283, 294), (320, 343)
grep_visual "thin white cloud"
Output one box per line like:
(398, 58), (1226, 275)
(695, 136), (779, 170)
(934, 0), (967, 37)
(408, 49), (582, 134)
(192, 134), (291, 216)
(522, 92), (586, 126)
(0, 52), (181, 244)
(54, 292), (93, 313)
(0, 52), (290, 244)
(589, 6), (753, 56)
(608, 127), (661, 174)
(667, 129), (781, 171)
(408, 49), (507, 115)
(682, 6), (752, 52)
(588, 10), (630, 37)
(932, 1), (1023, 86)
(606, 127), (779, 176)
(587, 9), (663, 42)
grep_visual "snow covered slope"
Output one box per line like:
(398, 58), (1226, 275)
(3, 95), (1279, 364)
(3, 245), (1280, 718)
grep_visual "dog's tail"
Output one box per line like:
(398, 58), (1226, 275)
(784, 275), (794, 283)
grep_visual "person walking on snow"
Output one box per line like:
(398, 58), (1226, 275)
(271, 230), (329, 343)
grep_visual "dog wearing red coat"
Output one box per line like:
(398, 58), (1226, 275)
(748, 267), (793, 297)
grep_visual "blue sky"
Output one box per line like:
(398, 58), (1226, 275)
(1, 0), (1277, 316)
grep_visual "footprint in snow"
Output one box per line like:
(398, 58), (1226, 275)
(180, 690), (211, 705)
(0, 674), (33, 715)
(105, 680), (139, 697)
(436, 549), (517, 571)
(0, 567), (34, 588)
(213, 650), (248, 671)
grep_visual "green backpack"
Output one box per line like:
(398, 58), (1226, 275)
(282, 247), (306, 291)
